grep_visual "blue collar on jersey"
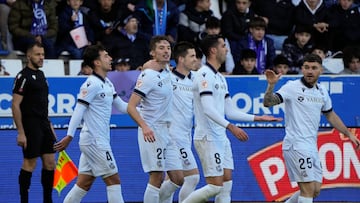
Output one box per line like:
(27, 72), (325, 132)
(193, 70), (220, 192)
(301, 77), (318, 89)
(205, 62), (218, 74)
(172, 68), (192, 79)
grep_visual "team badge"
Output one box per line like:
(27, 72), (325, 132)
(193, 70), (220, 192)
(184, 159), (190, 166)
(109, 163), (115, 169)
(201, 80), (208, 89)
(157, 160), (162, 168)
(216, 165), (222, 172)
(215, 84), (219, 90)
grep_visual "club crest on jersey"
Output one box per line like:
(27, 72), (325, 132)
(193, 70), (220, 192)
(173, 84), (177, 90)
(158, 81), (163, 87)
(100, 93), (106, 98)
(184, 159), (190, 166)
(301, 170), (308, 178)
(215, 84), (219, 90)
(201, 80), (208, 89)
(216, 165), (222, 172)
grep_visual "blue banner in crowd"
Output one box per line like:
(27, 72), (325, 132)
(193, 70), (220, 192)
(0, 73), (359, 129)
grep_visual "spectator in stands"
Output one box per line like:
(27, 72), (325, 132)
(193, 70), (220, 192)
(134, 0), (179, 44)
(282, 25), (314, 74)
(310, 44), (334, 74)
(8, 0), (58, 58)
(0, 0), (15, 53)
(56, 0), (95, 59)
(272, 54), (290, 75)
(293, 0), (330, 51)
(0, 61), (10, 75)
(177, 0), (213, 45)
(88, 0), (124, 43)
(113, 57), (131, 72)
(199, 16), (234, 74)
(231, 17), (276, 74)
(77, 61), (92, 75)
(251, 0), (296, 51)
(232, 48), (259, 75)
(221, 0), (255, 45)
(341, 46), (360, 74)
(102, 14), (150, 70)
(327, 0), (360, 52)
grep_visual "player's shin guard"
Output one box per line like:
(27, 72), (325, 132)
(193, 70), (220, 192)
(159, 180), (180, 203)
(19, 169), (32, 203)
(144, 183), (160, 203)
(215, 180), (232, 203)
(106, 184), (124, 203)
(179, 174), (200, 203)
(182, 184), (222, 203)
(41, 169), (54, 203)
(298, 196), (313, 203)
(63, 184), (87, 203)
(285, 191), (300, 203)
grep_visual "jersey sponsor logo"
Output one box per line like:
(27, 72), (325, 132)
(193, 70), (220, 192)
(247, 128), (360, 201)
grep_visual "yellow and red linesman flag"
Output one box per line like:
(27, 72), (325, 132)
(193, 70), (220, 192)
(53, 150), (78, 195)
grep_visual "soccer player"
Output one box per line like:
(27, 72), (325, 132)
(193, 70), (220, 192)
(12, 42), (56, 203)
(263, 54), (360, 203)
(160, 41), (200, 203)
(54, 44), (128, 203)
(182, 34), (281, 203)
(127, 35), (184, 202)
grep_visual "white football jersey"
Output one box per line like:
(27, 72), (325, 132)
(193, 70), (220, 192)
(169, 69), (195, 143)
(193, 63), (229, 141)
(277, 78), (332, 152)
(77, 73), (117, 149)
(134, 67), (173, 125)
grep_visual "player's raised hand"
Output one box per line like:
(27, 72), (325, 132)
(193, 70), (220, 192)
(265, 69), (281, 85)
(227, 124), (249, 141)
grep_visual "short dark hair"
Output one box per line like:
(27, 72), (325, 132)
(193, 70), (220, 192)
(249, 17), (267, 29)
(26, 42), (44, 54)
(302, 53), (322, 65)
(241, 49), (257, 60)
(342, 46), (360, 68)
(205, 16), (221, 29)
(200, 34), (224, 57)
(149, 35), (171, 51)
(82, 44), (106, 69)
(173, 41), (195, 63)
(273, 54), (289, 66)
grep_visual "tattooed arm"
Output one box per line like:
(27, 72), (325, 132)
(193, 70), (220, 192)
(263, 70), (282, 107)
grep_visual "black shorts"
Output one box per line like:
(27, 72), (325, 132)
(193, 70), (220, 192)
(22, 118), (56, 158)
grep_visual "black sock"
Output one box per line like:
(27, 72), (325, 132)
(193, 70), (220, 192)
(41, 169), (54, 203)
(19, 169), (32, 203)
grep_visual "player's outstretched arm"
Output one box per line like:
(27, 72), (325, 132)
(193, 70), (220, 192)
(254, 115), (283, 122)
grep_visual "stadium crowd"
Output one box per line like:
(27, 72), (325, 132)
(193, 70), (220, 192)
(0, 0), (359, 75)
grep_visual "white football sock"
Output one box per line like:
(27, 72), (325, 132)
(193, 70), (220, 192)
(298, 196), (313, 203)
(285, 191), (300, 203)
(179, 174), (200, 203)
(159, 180), (180, 203)
(182, 184), (222, 203)
(63, 184), (87, 203)
(106, 184), (124, 203)
(215, 180), (232, 203)
(144, 183), (160, 203)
